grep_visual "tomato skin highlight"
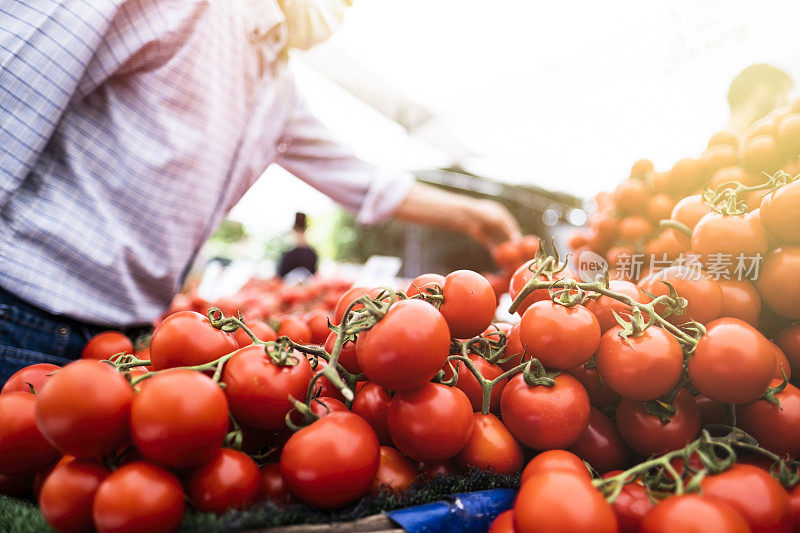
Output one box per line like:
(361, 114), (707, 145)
(388, 383), (475, 462)
(35, 360), (134, 459)
(688, 318), (776, 404)
(355, 299), (451, 392)
(280, 412), (379, 509)
(500, 373), (590, 451)
(596, 325), (684, 401)
(513, 471), (618, 533)
(519, 301), (601, 370)
(455, 413), (523, 474)
(0, 392), (60, 477)
(39, 459), (110, 533)
(258, 463), (290, 504)
(639, 494), (751, 533)
(616, 389), (701, 457)
(187, 449), (260, 513)
(131, 370), (229, 468)
(92, 462), (185, 533)
(222, 345), (313, 431)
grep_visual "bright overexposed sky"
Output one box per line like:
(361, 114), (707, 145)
(230, 0), (800, 239)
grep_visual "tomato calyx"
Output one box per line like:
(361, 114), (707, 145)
(760, 371), (790, 408)
(507, 246), (571, 315)
(702, 169), (799, 216)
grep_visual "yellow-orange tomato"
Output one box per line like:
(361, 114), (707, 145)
(741, 134), (781, 173)
(618, 216), (653, 242)
(614, 179), (650, 215)
(708, 130), (739, 149)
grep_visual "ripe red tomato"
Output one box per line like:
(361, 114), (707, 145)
(668, 194), (712, 248)
(614, 178), (650, 215)
(771, 343), (792, 380)
(406, 273), (446, 297)
(39, 459), (109, 533)
(280, 412), (379, 509)
(696, 394), (728, 426)
(688, 318), (775, 404)
(775, 324), (800, 381)
(513, 471), (617, 533)
(521, 450), (590, 483)
(755, 246), (800, 320)
(0, 392), (59, 477)
(92, 462), (185, 533)
(600, 471), (654, 533)
(149, 311), (238, 371)
(35, 360), (133, 458)
(131, 370), (228, 468)
(519, 301), (600, 370)
(497, 322), (528, 371)
(373, 446), (418, 493)
(500, 373), (590, 450)
(701, 464), (792, 533)
(351, 382), (392, 446)
(585, 280), (646, 334)
(565, 364), (621, 409)
(258, 463), (290, 504)
(333, 287), (380, 325)
(324, 331), (360, 374)
(738, 380), (800, 459)
(691, 211), (768, 264)
(222, 344), (312, 430)
(639, 494), (750, 533)
(388, 383), (474, 462)
(187, 449), (259, 513)
(789, 484), (800, 532)
(492, 241), (525, 272)
(569, 407), (633, 474)
(355, 299), (451, 391)
(439, 270), (496, 339)
(0, 363), (60, 395)
(718, 278), (761, 326)
(638, 265), (723, 325)
(275, 315), (312, 344)
(304, 310), (331, 345)
(81, 331), (134, 360)
(596, 325), (683, 401)
(455, 413), (523, 474)
(488, 509), (516, 533)
(615, 389), (700, 456)
(444, 354), (507, 413)
(760, 178), (800, 244)
(509, 260), (576, 315)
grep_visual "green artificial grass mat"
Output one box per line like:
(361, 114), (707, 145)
(0, 470), (520, 532)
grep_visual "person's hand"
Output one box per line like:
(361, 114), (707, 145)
(459, 198), (522, 248)
(393, 182), (522, 249)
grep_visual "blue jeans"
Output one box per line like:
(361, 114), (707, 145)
(0, 288), (108, 385)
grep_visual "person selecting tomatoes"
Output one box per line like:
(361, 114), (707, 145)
(0, 1), (521, 383)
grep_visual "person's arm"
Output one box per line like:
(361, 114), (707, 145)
(277, 94), (521, 247)
(392, 182), (521, 247)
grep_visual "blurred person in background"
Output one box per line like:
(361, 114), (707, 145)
(0, 0), (520, 382)
(277, 212), (318, 278)
(726, 63), (793, 137)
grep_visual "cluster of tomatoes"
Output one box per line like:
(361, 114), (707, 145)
(4, 234), (800, 532)
(568, 100), (800, 334)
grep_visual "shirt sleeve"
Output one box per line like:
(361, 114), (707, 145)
(275, 92), (415, 225)
(0, 0), (206, 208)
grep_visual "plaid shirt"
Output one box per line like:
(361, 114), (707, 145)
(0, 0), (413, 327)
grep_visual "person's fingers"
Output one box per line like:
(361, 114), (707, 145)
(479, 200), (522, 245)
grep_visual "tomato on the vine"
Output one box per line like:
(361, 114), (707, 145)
(565, 364), (621, 409)
(638, 266), (723, 325)
(615, 389), (700, 457)
(81, 331), (134, 360)
(373, 446), (418, 493)
(258, 463), (290, 504)
(755, 246), (800, 320)
(406, 273), (445, 297)
(601, 471), (654, 533)
(443, 354), (507, 413)
(324, 331), (360, 374)
(387, 383), (474, 462)
(513, 471), (618, 533)
(596, 325), (683, 401)
(521, 450), (590, 483)
(35, 360), (134, 458)
(131, 370), (228, 468)
(351, 382), (392, 446)
(355, 299), (451, 391)
(280, 412), (379, 509)
(39, 459), (110, 533)
(0, 392), (59, 477)
(585, 280), (646, 333)
(691, 210), (768, 263)
(92, 462), (185, 533)
(639, 494), (750, 533)
(509, 260), (576, 315)
(569, 407), (633, 474)
(760, 176), (800, 244)
(222, 344), (312, 431)
(500, 373), (590, 450)
(717, 278), (762, 327)
(519, 301), (600, 370)
(0, 363), (60, 395)
(149, 311), (238, 371)
(439, 270), (496, 339)
(738, 380), (800, 459)
(688, 318), (775, 404)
